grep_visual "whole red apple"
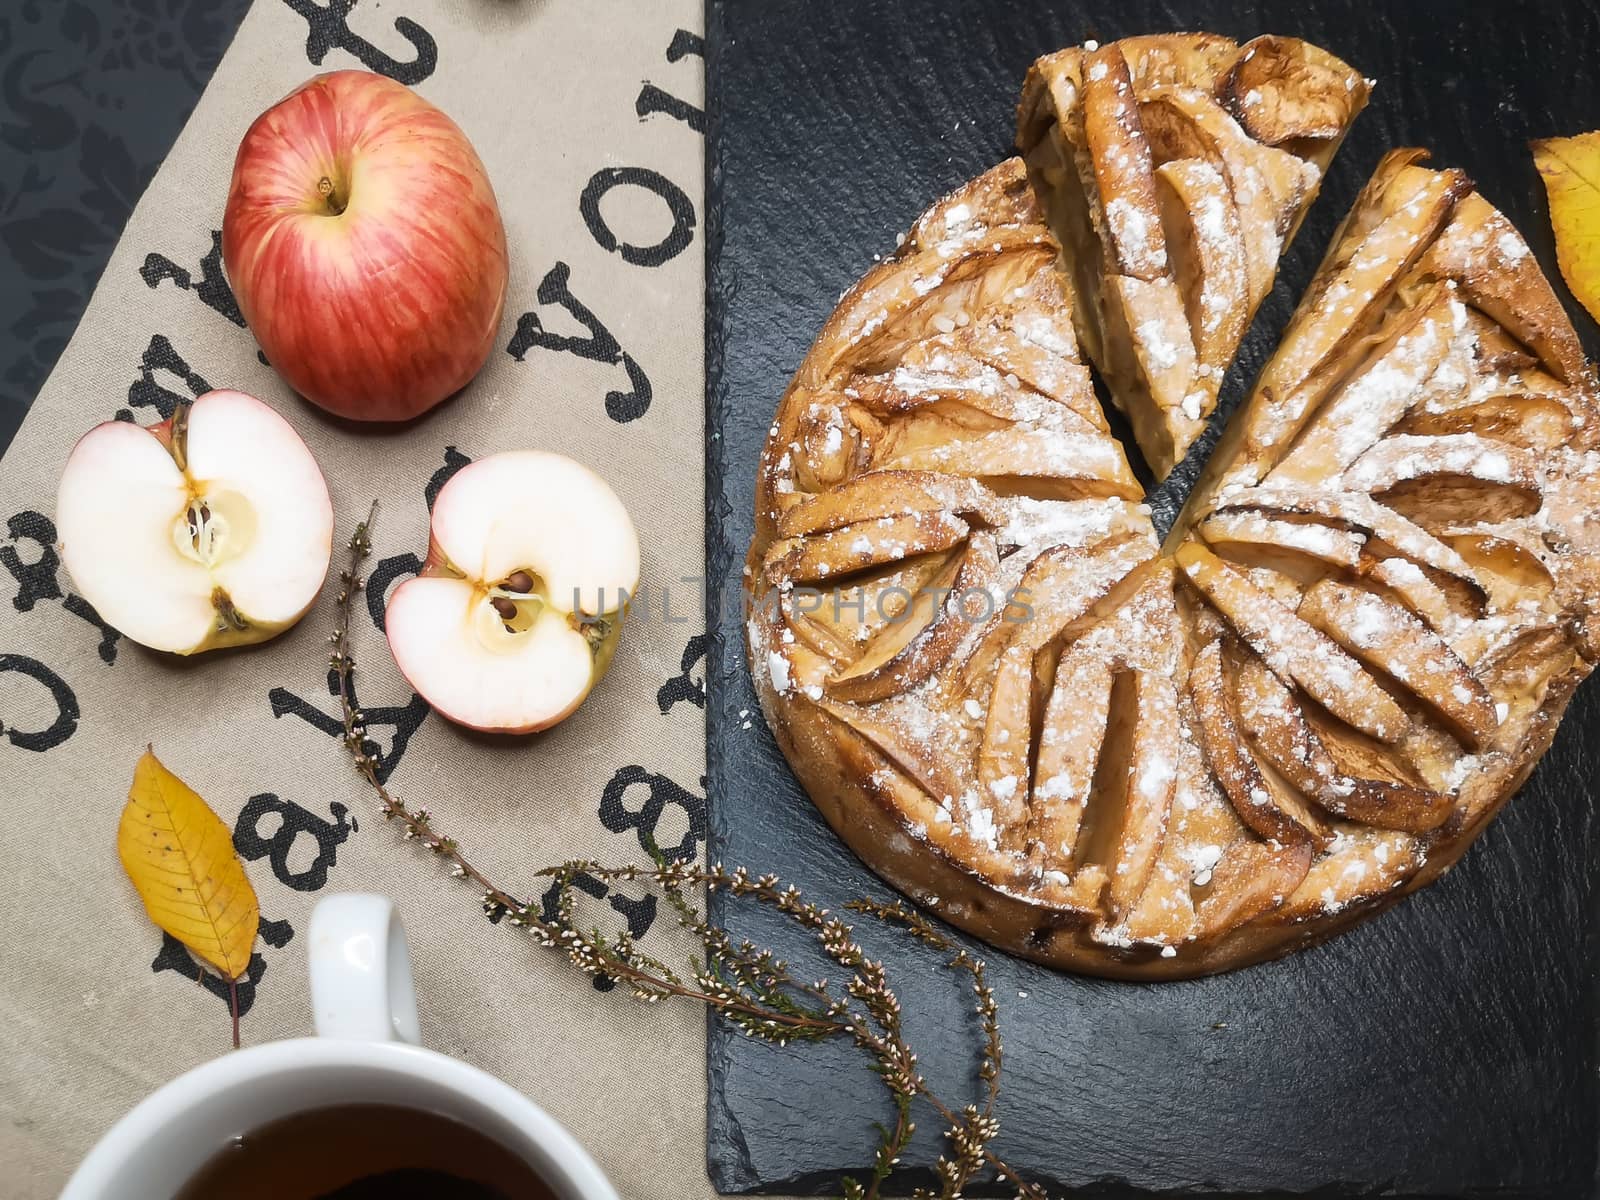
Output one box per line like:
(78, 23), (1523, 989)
(222, 71), (508, 422)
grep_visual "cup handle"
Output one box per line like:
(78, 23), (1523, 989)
(308, 893), (422, 1044)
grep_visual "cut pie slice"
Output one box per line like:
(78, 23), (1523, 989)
(1017, 34), (1370, 476)
(1171, 150), (1600, 934)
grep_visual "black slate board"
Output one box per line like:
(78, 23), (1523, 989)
(704, 1), (1600, 1194)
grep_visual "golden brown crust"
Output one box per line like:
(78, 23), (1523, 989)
(746, 51), (1599, 980)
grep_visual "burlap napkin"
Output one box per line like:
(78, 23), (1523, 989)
(0, 2), (733, 1196)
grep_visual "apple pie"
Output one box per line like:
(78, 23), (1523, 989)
(746, 41), (1600, 978)
(1016, 34), (1369, 476)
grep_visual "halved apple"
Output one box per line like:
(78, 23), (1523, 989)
(385, 450), (639, 733)
(55, 389), (333, 654)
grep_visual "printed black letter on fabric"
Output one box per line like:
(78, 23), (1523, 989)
(365, 447), (471, 631)
(61, 593), (121, 664)
(599, 764), (707, 864)
(506, 261), (651, 423)
(0, 654), (79, 752)
(539, 870), (659, 940)
(121, 333), (209, 422)
(580, 167), (695, 267)
(140, 231), (245, 327)
(3, 511), (124, 663)
(269, 668), (429, 786)
(366, 552), (422, 634)
(233, 793), (355, 892)
(538, 871), (659, 991)
(657, 632), (708, 713)
(279, 0), (437, 86)
(149, 916), (294, 1019)
(259, 917), (295, 949)
(2, 510), (62, 613)
(636, 30), (706, 133)
(273, 441), (474, 772)
(424, 445), (472, 510)
(665, 30), (706, 61)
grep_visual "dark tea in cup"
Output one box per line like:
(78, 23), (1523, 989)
(171, 1102), (558, 1199)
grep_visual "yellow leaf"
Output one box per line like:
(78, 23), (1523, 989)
(1532, 130), (1600, 326)
(118, 748), (259, 981)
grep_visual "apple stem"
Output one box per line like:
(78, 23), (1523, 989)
(168, 400), (192, 472)
(317, 176), (347, 216)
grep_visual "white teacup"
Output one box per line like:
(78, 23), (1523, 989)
(61, 893), (617, 1200)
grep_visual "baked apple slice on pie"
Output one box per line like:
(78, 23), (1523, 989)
(1016, 35), (1369, 476)
(747, 40), (1600, 978)
(1178, 147), (1600, 858)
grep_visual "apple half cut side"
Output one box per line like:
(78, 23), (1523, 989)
(385, 451), (641, 733)
(55, 389), (334, 654)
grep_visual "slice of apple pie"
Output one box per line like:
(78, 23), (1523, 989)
(1016, 35), (1369, 476)
(1174, 149), (1600, 927)
(747, 46), (1600, 979)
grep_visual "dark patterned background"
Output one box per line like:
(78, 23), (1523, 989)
(0, 0), (251, 456)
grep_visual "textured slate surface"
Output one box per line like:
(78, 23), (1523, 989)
(704, 0), (1600, 1194)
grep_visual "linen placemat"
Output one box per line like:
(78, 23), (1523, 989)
(0, 2), (731, 1196)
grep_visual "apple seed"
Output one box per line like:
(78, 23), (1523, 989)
(504, 571), (535, 594)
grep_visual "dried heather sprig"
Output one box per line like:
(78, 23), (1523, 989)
(326, 507), (1044, 1200)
